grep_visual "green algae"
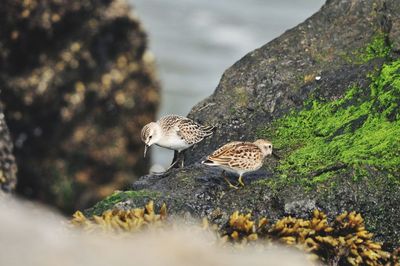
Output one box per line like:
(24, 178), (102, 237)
(359, 33), (392, 63)
(86, 190), (160, 216)
(342, 33), (392, 64)
(258, 59), (400, 186)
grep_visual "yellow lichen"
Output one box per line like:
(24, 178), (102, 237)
(71, 201), (167, 233)
(218, 211), (268, 244)
(71, 202), (399, 265)
(225, 210), (393, 266)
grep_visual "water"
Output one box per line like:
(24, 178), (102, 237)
(130, 0), (325, 169)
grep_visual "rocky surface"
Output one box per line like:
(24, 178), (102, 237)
(185, 0), (400, 163)
(0, 108), (17, 193)
(87, 0), (400, 250)
(0, 0), (159, 212)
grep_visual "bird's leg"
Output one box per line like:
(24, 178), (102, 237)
(225, 177), (239, 189)
(163, 151), (180, 172)
(222, 170), (238, 189)
(180, 152), (185, 168)
(237, 174), (245, 187)
(171, 151), (178, 166)
(164, 160), (179, 172)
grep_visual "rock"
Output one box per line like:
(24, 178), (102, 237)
(0, 0), (160, 212)
(86, 0), (400, 249)
(185, 0), (400, 163)
(0, 109), (17, 193)
(284, 199), (316, 218)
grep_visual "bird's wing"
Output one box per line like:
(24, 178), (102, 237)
(175, 118), (214, 145)
(159, 115), (186, 132)
(207, 142), (261, 168)
(209, 141), (243, 158)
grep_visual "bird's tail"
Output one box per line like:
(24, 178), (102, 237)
(201, 158), (218, 166)
(201, 125), (215, 137)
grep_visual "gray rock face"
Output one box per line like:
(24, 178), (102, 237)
(87, 0), (400, 249)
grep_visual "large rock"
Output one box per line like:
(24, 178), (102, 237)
(0, 0), (159, 212)
(185, 0), (399, 162)
(86, 0), (400, 249)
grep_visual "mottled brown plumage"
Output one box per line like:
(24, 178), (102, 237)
(202, 139), (273, 188)
(141, 115), (214, 170)
(159, 115), (214, 145)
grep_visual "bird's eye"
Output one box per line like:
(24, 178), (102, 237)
(268, 145), (272, 148)
(149, 135), (152, 139)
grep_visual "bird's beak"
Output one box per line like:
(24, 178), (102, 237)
(144, 145), (149, 158)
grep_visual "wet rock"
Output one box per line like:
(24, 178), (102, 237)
(0, 0), (160, 213)
(86, 0), (400, 249)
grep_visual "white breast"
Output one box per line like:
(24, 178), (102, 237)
(156, 133), (191, 152)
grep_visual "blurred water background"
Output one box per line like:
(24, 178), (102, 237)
(130, 0), (325, 170)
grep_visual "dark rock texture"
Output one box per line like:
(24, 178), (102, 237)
(0, 0), (159, 212)
(185, 0), (399, 163)
(87, 164), (399, 248)
(0, 109), (17, 193)
(87, 0), (400, 249)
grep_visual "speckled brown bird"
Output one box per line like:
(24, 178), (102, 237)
(202, 139), (273, 188)
(141, 115), (214, 170)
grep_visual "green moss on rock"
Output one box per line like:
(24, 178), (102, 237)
(359, 33), (392, 63)
(258, 59), (400, 186)
(343, 33), (392, 64)
(359, 34), (392, 63)
(86, 190), (160, 216)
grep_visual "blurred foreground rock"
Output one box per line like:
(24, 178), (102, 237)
(0, 0), (159, 212)
(0, 109), (17, 193)
(87, 0), (400, 252)
(0, 198), (313, 266)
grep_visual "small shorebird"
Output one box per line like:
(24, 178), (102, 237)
(141, 115), (214, 171)
(202, 139), (273, 188)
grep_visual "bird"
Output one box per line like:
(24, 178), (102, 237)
(202, 139), (273, 189)
(141, 115), (214, 171)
